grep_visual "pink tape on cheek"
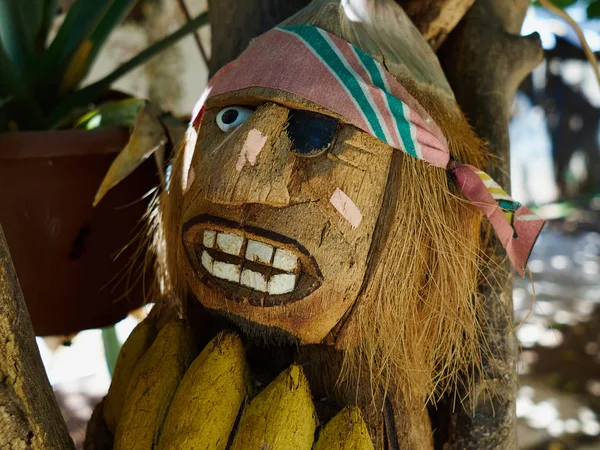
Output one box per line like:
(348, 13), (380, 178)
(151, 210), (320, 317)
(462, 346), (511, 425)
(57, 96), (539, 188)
(330, 188), (363, 228)
(236, 129), (267, 171)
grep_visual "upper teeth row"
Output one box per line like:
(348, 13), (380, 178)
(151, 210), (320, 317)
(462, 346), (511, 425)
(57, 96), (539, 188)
(200, 230), (300, 295)
(203, 230), (299, 271)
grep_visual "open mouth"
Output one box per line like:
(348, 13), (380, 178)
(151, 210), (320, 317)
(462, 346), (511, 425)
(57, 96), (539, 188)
(183, 215), (322, 307)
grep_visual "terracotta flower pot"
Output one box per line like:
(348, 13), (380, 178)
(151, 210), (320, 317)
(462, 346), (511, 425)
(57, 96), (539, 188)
(0, 129), (158, 336)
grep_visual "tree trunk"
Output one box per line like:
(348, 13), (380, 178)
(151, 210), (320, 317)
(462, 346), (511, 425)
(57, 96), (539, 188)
(0, 224), (74, 449)
(437, 1), (543, 448)
(208, 0), (312, 76)
(395, 0), (475, 49)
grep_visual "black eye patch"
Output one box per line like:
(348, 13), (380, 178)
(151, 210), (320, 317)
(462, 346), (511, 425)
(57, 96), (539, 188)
(286, 110), (339, 157)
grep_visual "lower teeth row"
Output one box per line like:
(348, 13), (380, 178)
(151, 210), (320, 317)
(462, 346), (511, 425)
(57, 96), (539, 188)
(201, 251), (296, 295)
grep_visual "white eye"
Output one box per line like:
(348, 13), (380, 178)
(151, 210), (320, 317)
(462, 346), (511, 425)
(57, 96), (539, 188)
(216, 106), (254, 132)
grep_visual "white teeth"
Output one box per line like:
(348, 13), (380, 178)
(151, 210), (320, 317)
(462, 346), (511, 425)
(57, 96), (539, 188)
(200, 229), (302, 296)
(216, 232), (244, 256)
(203, 230), (216, 248)
(245, 240), (273, 264)
(201, 251), (213, 272)
(268, 273), (297, 295)
(240, 269), (268, 292)
(212, 261), (241, 283)
(272, 249), (298, 272)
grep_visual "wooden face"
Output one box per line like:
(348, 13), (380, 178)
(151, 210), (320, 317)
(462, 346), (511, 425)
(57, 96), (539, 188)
(179, 94), (394, 343)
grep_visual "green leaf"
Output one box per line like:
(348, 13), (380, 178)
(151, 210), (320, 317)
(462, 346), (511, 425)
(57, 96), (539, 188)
(0, 0), (35, 69)
(40, 0), (112, 86)
(36, 0), (59, 51)
(587, 1), (600, 18)
(18, 0), (44, 47)
(74, 98), (145, 129)
(63, 0), (139, 90)
(88, 0), (139, 59)
(0, 46), (22, 97)
(49, 11), (208, 127)
(102, 326), (122, 378)
(0, 41), (44, 129)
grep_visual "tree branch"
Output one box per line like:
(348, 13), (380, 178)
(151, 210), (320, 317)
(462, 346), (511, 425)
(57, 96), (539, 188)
(0, 225), (74, 449)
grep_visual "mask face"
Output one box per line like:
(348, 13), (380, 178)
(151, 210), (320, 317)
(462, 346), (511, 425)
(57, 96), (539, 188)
(179, 92), (395, 343)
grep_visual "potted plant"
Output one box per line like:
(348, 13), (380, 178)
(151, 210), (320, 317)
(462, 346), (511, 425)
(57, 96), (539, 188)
(0, 0), (206, 336)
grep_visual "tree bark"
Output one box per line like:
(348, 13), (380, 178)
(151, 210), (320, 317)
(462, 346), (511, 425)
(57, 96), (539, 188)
(0, 225), (74, 449)
(395, 0), (475, 49)
(208, 0), (312, 76)
(437, 1), (543, 448)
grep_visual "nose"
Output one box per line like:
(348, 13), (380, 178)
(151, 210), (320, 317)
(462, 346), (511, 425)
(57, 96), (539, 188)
(203, 103), (293, 207)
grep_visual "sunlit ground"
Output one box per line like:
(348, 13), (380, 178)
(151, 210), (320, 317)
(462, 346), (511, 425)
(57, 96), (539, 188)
(514, 224), (600, 449)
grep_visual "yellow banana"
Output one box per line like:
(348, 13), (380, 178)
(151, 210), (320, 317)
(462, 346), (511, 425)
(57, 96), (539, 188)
(157, 331), (250, 450)
(314, 406), (374, 450)
(230, 363), (317, 450)
(114, 320), (196, 450)
(103, 318), (157, 433)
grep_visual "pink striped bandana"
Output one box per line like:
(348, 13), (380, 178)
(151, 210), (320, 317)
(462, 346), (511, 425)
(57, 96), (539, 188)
(196, 25), (544, 275)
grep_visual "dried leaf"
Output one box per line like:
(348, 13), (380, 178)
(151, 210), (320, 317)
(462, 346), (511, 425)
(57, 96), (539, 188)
(93, 103), (167, 206)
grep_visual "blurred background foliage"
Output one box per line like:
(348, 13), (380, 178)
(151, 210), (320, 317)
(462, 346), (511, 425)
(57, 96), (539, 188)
(0, 0), (207, 131)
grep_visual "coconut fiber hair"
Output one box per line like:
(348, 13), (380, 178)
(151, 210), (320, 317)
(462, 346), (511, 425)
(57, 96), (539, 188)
(153, 0), (494, 412)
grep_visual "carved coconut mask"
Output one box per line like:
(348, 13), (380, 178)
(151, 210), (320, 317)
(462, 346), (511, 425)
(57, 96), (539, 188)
(181, 97), (393, 343)
(176, 24), (544, 344)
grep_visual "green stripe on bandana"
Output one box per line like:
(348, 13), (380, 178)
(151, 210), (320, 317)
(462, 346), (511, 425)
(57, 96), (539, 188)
(285, 25), (418, 158)
(284, 25), (387, 143)
(352, 48), (417, 157)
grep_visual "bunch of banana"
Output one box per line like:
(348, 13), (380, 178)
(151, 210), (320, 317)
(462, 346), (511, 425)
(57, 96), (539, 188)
(113, 320), (196, 449)
(158, 330), (250, 449)
(103, 317), (157, 433)
(230, 363), (317, 450)
(101, 320), (374, 449)
(314, 406), (374, 450)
